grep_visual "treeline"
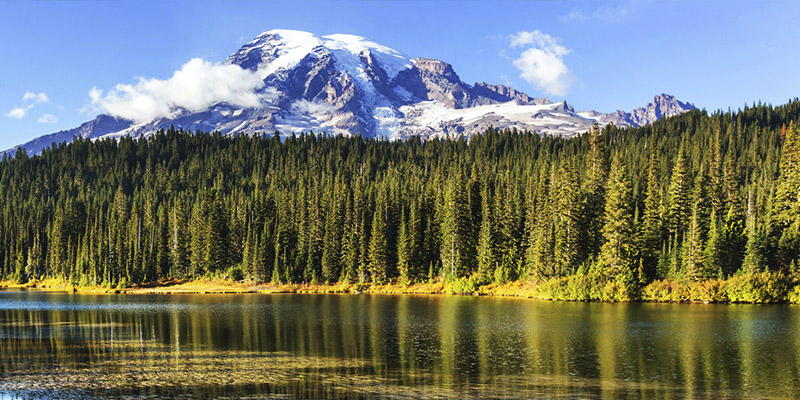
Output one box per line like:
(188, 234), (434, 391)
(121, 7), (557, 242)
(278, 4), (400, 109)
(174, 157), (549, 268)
(0, 100), (798, 298)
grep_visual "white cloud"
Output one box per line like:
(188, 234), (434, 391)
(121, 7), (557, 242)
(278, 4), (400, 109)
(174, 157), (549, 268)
(6, 106), (30, 119)
(561, 1), (647, 23)
(88, 58), (275, 122)
(23, 91), (49, 104)
(506, 30), (575, 97)
(6, 91), (51, 119)
(37, 114), (59, 124)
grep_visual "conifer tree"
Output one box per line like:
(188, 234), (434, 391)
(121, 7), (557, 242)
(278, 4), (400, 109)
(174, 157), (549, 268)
(526, 169), (553, 279)
(205, 192), (231, 273)
(743, 191), (768, 273)
(553, 165), (581, 276)
(406, 197), (424, 281)
(597, 158), (635, 279)
(580, 123), (608, 261)
(770, 122), (800, 267)
(682, 205), (706, 281)
(321, 185), (344, 283)
(702, 210), (724, 278)
(170, 198), (190, 278)
(640, 147), (664, 279)
(368, 185), (390, 283)
(396, 209), (412, 284)
(440, 172), (474, 278)
(666, 140), (692, 241)
(475, 185), (496, 283)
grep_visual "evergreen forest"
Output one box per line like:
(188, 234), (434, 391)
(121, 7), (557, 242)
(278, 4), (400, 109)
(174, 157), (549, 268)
(1, 100), (799, 302)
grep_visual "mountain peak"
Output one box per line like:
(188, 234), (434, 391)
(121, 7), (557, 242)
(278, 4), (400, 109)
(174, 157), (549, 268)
(230, 29), (412, 81)
(6, 30), (699, 155)
(631, 93), (697, 125)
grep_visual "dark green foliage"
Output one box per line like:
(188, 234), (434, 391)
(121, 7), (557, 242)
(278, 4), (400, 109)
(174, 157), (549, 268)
(0, 99), (798, 301)
(597, 158), (635, 280)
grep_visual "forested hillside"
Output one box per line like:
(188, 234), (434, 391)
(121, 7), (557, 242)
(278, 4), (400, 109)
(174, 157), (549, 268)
(1, 100), (799, 301)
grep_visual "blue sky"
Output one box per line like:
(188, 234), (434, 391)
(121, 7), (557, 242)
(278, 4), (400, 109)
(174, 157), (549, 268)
(1, 0), (799, 150)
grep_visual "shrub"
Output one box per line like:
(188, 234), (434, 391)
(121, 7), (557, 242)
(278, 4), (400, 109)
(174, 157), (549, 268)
(116, 277), (130, 289)
(351, 282), (367, 293)
(787, 284), (800, 303)
(687, 279), (727, 303)
(725, 272), (788, 303)
(641, 280), (689, 302)
(227, 266), (244, 282)
(533, 273), (613, 301)
(445, 276), (480, 294)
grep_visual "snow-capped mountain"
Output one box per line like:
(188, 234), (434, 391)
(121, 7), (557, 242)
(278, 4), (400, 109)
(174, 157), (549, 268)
(6, 29), (696, 155)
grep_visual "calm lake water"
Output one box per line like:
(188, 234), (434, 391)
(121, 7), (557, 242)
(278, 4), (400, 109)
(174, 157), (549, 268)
(0, 291), (799, 399)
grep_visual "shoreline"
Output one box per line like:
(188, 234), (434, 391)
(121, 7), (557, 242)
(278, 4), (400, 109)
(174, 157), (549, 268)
(2, 277), (799, 304)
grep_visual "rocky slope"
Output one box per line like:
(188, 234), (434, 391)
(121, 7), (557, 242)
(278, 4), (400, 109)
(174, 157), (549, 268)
(6, 29), (696, 155)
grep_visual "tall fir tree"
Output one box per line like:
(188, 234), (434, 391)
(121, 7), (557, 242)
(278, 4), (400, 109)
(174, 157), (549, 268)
(666, 140), (692, 241)
(640, 147), (664, 279)
(597, 158), (635, 281)
(580, 123), (608, 263)
(440, 172), (474, 279)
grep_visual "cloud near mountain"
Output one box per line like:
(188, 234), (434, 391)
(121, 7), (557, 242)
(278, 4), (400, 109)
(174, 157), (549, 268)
(507, 30), (575, 97)
(88, 58), (276, 122)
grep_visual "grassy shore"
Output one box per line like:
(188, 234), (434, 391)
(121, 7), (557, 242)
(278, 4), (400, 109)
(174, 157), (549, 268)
(0, 278), (449, 296)
(3, 272), (800, 303)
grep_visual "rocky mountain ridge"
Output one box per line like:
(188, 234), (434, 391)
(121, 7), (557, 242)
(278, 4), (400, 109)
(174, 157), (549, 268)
(6, 29), (696, 155)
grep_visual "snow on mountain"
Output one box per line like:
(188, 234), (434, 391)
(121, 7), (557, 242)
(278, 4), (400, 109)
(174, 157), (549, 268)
(6, 30), (696, 155)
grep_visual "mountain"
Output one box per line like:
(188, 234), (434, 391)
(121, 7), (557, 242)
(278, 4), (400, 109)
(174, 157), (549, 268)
(6, 29), (696, 155)
(578, 94), (698, 127)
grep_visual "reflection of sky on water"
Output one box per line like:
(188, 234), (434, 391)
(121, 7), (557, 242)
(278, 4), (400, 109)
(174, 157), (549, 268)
(0, 291), (798, 399)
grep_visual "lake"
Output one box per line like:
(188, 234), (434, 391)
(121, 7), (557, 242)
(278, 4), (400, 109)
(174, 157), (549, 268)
(0, 291), (798, 399)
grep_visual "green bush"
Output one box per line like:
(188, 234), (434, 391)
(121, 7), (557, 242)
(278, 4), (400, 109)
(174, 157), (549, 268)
(116, 277), (130, 289)
(227, 266), (244, 282)
(445, 276), (480, 294)
(601, 279), (637, 302)
(641, 280), (689, 302)
(688, 279), (728, 302)
(725, 272), (788, 303)
(533, 273), (622, 302)
(787, 284), (800, 303)
(351, 282), (367, 293)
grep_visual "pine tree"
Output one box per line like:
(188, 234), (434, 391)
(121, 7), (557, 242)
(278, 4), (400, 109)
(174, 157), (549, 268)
(205, 192), (231, 273)
(189, 199), (207, 277)
(702, 209), (724, 278)
(597, 158), (635, 280)
(719, 203), (746, 276)
(406, 197), (424, 281)
(771, 122), (800, 267)
(692, 164), (711, 240)
(475, 185), (496, 283)
(321, 184), (344, 283)
(682, 205), (706, 281)
(367, 191), (389, 284)
(526, 169), (554, 280)
(496, 173), (523, 282)
(709, 127), (725, 216)
(170, 198), (190, 278)
(553, 165), (581, 276)
(743, 191), (768, 273)
(440, 172), (474, 279)
(396, 209), (412, 285)
(666, 140), (692, 241)
(640, 147), (664, 279)
(580, 123), (608, 262)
